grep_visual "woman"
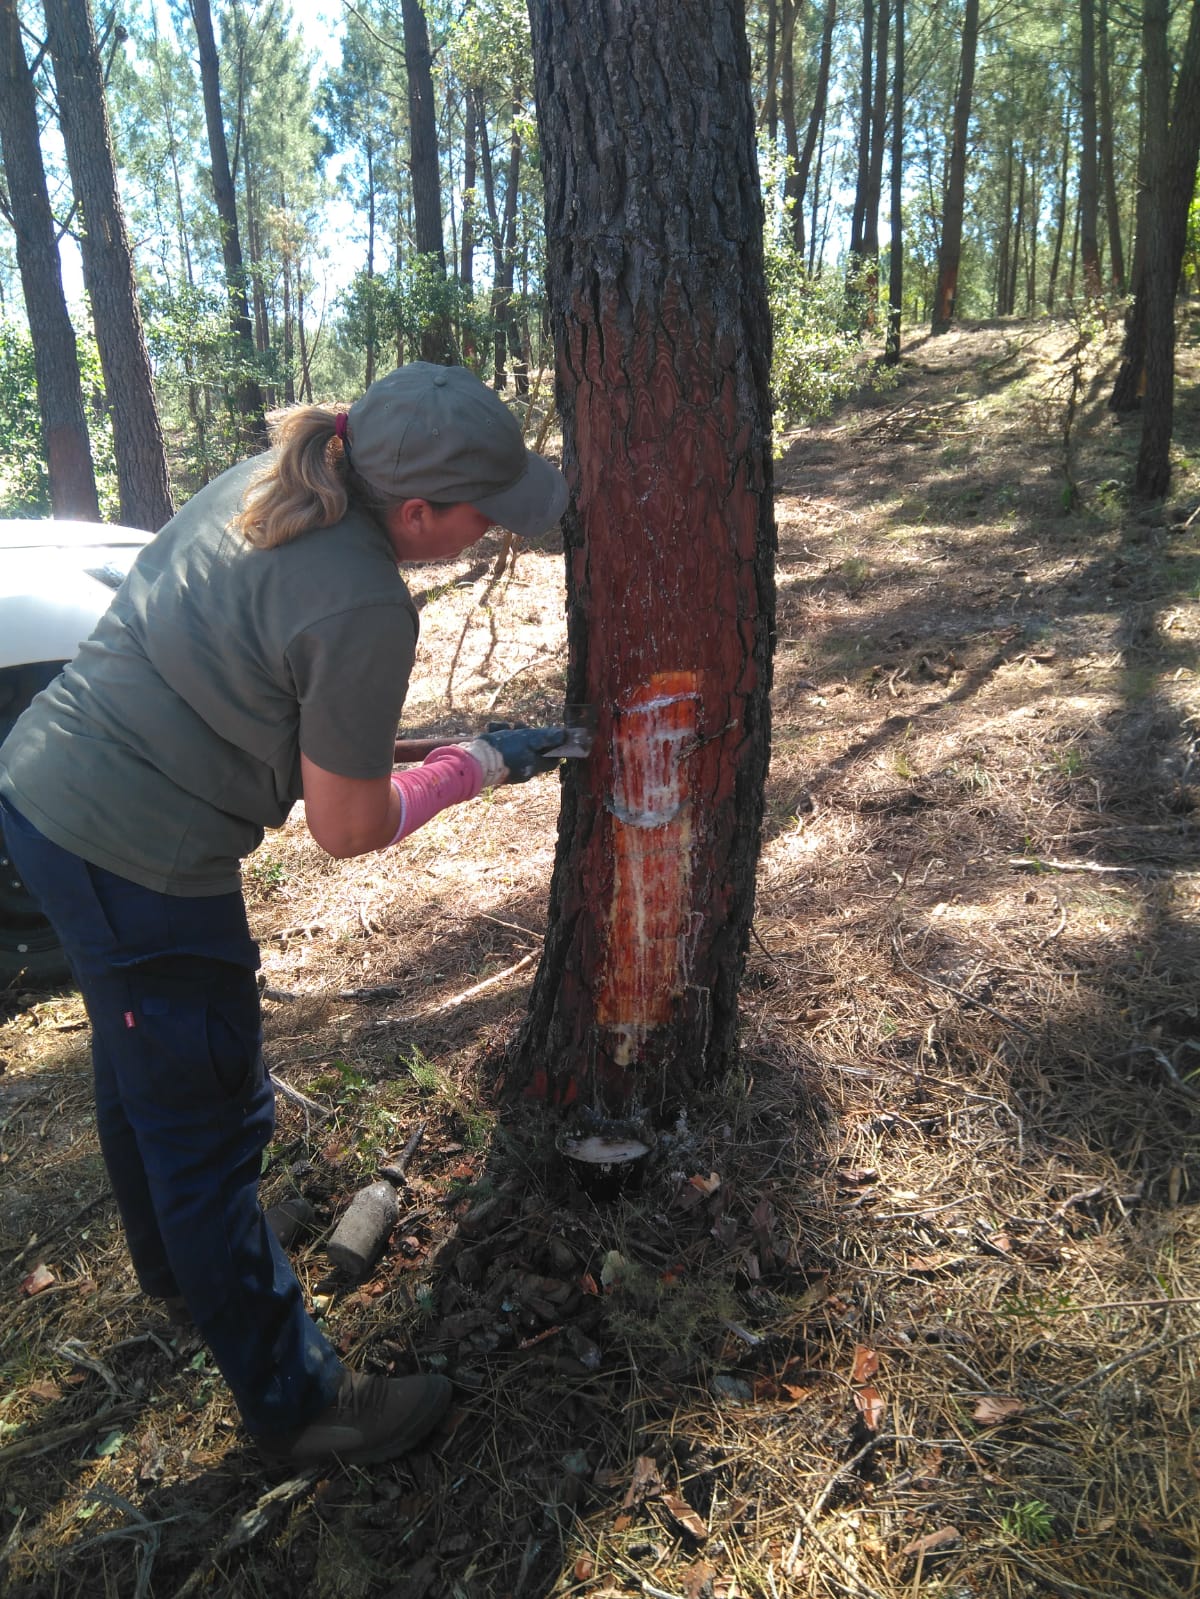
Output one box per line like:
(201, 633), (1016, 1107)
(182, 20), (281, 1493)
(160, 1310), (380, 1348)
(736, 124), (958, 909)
(0, 363), (570, 1468)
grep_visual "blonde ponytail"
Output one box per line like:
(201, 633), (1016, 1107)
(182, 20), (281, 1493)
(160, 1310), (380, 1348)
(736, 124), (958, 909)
(233, 405), (352, 549)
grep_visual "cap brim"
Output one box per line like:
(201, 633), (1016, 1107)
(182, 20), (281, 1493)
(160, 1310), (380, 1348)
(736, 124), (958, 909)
(471, 451), (569, 537)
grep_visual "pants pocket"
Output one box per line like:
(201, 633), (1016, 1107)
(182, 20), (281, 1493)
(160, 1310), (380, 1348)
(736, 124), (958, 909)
(130, 955), (264, 1109)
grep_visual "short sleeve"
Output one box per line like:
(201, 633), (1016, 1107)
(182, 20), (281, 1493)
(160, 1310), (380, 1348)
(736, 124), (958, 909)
(287, 603), (418, 778)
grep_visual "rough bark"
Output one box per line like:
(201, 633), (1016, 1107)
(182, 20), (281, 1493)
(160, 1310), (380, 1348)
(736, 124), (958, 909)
(931, 0), (979, 333)
(0, 0), (99, 519)
(1113, 0), (1196, 412)
(44, 0), (173, 530)
(1134, 0), (1200, 495)
(189, 0), (265, 442)
(524, 0), (776, 1120)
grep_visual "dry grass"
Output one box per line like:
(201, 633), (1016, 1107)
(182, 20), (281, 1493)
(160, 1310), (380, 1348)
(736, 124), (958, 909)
(2, 314), (1200, 1599)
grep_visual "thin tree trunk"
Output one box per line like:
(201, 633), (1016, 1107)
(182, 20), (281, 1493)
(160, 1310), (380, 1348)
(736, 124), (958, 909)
(525, 0), (776, 1118)
(1047, 99), (1071, 310)
(859, 0), (891, 322)
(995, 136), (1014, 315)
(365, 140), (377, 387)
(1007, 156), (1025, 315)
(1079, 0), (1104, 298)
(780, 1), (802, 246)
(0, 0), (99, 519)
(885, 0), (904, 364)
(850, 0), (874, 256)
(1098, 0), (1125, 291)
(491, 110), (522, 391)
(931, 0), (979, 333)
(44, 0), (173, 530)
(763, 0), (778, 145)
(808, 107), (827, 272)
(189, 0), (265, 444)
(794, 0), (837, 262)
(461, 91), (477, 292)
(401, 0), (452, 364)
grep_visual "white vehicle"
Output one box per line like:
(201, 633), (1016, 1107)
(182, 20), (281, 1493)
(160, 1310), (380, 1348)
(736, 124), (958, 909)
(1, 518), (153, 985)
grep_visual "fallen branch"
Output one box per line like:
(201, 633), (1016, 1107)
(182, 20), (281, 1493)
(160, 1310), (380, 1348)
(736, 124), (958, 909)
(0, 1401), (138, 1467)
(171, 1472), (319, 1599)
(371, 951), (538, 1028)
(1008, 856), (1139, 875)
(267, 1072), (333, 1122)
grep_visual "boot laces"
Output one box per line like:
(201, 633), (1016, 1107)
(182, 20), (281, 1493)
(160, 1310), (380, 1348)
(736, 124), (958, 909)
(336, 1371), (392, 1419)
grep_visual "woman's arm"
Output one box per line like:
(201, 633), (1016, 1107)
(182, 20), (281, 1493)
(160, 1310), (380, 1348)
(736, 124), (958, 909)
(300, 743), (501, 859)
(300, 754), (399, 858)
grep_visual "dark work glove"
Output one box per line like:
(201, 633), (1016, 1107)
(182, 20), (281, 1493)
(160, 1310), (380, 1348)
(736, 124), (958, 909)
(475, 724), (568, 783)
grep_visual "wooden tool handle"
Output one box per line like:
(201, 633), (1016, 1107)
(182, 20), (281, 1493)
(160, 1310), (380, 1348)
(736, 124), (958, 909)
(393, 737), (447, 764)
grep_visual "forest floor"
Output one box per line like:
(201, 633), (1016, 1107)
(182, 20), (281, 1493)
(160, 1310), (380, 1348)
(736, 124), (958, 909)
(2, 312), (1200, 1599)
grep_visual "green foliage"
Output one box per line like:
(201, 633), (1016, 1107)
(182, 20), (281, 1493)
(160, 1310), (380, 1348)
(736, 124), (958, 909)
(767, 248), (883, 425)
(1000, 1499), (1056, 1546)
(0, 324), (49, 514)
(140, 282), (266, 485)
(760, 150), (890, 427)
(0, 322), (117, 518)
(340, 256), (496, 377)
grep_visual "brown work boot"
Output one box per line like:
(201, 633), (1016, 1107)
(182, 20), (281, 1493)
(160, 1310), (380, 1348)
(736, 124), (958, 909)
(258, 1370), (452, 1468)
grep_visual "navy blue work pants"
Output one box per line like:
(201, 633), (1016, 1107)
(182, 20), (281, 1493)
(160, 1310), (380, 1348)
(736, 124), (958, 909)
(1, 798), (342, 1436)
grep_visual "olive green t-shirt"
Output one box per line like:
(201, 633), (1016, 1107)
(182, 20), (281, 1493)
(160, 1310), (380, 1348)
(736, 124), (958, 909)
(0, 457), (419, 895)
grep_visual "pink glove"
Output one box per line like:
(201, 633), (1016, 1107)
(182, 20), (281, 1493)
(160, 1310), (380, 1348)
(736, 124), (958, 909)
(388, 743), (503, 844)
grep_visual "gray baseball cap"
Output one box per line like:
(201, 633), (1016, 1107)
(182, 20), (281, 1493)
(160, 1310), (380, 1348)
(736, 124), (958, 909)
(346, 363), (568, 537)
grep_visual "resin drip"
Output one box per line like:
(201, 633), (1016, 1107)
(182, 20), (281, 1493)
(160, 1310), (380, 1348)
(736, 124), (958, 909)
(596, 671), (699, 1067)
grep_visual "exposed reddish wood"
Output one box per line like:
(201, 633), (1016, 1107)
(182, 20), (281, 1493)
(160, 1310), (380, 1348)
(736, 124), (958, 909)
(519, 0), (775, 1119)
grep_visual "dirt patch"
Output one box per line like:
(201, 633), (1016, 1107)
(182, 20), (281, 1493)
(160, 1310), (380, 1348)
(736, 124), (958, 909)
(2, 316), (1199, 1598)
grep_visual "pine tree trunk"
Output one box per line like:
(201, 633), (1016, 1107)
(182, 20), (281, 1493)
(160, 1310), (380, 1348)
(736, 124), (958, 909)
(1047, 101), (1072, 310)
(0, 0), (99, 519)
(931, 0), (979, 333)
(365, 141), (377, 388)
(400, 0), (451, 364)
(44, 0), (173, 530)
(885, 0), (904, 364)
(461, 93), (477, 292)
(763, 0), (779, 146)
(1078, 0), (1104, 298)
(524, 0), (776, 1120)
(1098, 0), (1125, 292)
(1134, 0), (1200, 495)
(780, 1), (803, 249)
(189, 0), (265, 444)
(491, 115), (522, 391)
(859, 0), (891, 322)
(794, 0), (838, 264)
(850, 0), (875, 257)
